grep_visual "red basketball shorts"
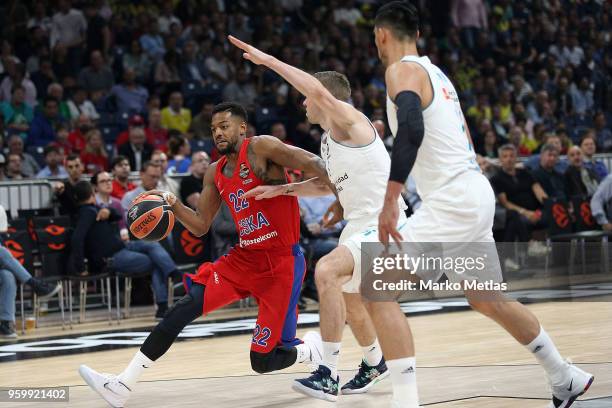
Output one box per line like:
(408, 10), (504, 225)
(183, 244), (305, 353)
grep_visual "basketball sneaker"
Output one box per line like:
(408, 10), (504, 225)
(341, 357), (389, 394)
(292, 365), (339, 402)
(548, 362), (594, 408)
(78, 365), (131, 408)
(302, 331), (323, 366)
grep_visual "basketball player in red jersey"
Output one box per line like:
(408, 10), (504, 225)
(78, 102), (335, 408)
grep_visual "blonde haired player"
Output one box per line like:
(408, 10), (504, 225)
(229, 35), (407, 400)
(370, 2), (594, 408)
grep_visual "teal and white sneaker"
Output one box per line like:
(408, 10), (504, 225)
(292, 365), (339, 402)
(341, 357), (389, 394)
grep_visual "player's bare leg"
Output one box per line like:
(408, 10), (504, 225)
(365, 301), (419, 407)
(466, 289), (594, 407)
(342, 292), (389, 394)
(292, 246), (353, 401)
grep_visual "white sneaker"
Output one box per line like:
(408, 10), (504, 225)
(548, 362), (594, 408)
(302, 331), (323, 366)
(504, 258), (520, 272)
(528, 240), (551, 257)
(78, 365), (131, 408)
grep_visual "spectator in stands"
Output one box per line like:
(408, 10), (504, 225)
(28, 97), (62, 148)
(123, 40), (151, 84)
(71, 181), (177, 318)
(180, 40), (207, 84)
(271, 122), (292, 145)
(0, 85), (33, 139)
(139, 18), (165, 62)
(110, 155), (135, 200)
(151, 150), (179, 195)
(525, 133), (568, 173)
(180, 151), (209, 209)
(222, 66), (258, 110)
(66, 86), (99, 121)
(50, 0), (87, 74)
(46, 83), (71, 121)
(491, 145), (548, 258)
(118, 124), (152, 172)
(569, 77), (594, 116)
(580, 130), (608, 181)
(594, 112), (612, 153)
(3, 153), (28, 180)
(50, 123), (72, 157)
(591, 174), (612, 232)
(78, 50), (114, 102)
(67, 114), (92, 153)
(0, 62), (37, 107)
(80, 128), (108, 173)
(30, 58), (55, 99)
(564, 146), (599, 199)
(36, 145), (67, 178)
(158, 2), (182, 35)
(145, 109), (169, 151)
(1, 213), (61, 338)
(299, 193), (344, 261)
(6, 134), (39, 177)
(91, 170), (127, 238)
(154, 50), (181, 96)
(167, 133), (192, 174)
(189, 101), (214, 140)
(205, 43), (232, 82)
(451, 0), (488, 49)
(553, 76), (573, 118)
(54, 153), (83, 214)
(532, 144), (568, 202)
(161, 91), (191, 134)
(110, 68), (149, 115)
(477, 129), (498, 158)
(121, 161), (162, 211)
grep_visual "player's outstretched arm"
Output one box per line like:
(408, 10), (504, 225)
(228, 35), (360, 132)
(243, 177), (331, 200)
(249, 135), (336, 195)
(135, 164), (221, 237)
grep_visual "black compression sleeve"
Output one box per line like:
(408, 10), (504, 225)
(389, 90), (424, 184)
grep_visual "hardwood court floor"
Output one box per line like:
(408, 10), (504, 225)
(1, 301), (610, 407)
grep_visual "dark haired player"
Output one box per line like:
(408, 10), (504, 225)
(370, 2), (594, 407)
(78, 102), (331, 407)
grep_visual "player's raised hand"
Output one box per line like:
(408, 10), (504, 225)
(228, 35), (273, 66)
(242, 185), (286, 200)
(378, 200), (403, 250)
(322, 200), (344, 228)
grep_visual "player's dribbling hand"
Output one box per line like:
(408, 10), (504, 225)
(322, 200), (344, 228)
(228, 35), (274, 66)
(378, 200), (403, 250)
(133, 190), (177, 206)
(242, 185), (285, 200)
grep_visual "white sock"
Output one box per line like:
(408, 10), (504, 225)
(117, 350), (154, 390)
(526, 326), (568, 385)
(295, 343), (310, 363)
(362, 339), (383, 366)
(387, 357), (419, 407)
(322, 341), (341, 378)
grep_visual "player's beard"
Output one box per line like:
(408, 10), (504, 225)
(217, 140), (237, 155)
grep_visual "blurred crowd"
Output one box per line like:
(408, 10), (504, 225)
(0, 0), (612, 335)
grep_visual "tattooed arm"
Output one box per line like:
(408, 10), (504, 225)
(247, 135), (335, 195)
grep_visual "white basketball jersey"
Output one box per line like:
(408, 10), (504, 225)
(321, 117), (407, 221)
(386, 55), (479, 199)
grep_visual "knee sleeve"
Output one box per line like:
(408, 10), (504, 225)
(141, 284), (204, 361)
(250, 346), (298, 374)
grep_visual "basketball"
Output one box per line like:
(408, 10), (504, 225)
(127, 194), (175, 242)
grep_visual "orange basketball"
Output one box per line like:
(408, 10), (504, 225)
(127, 195), (175, 241)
